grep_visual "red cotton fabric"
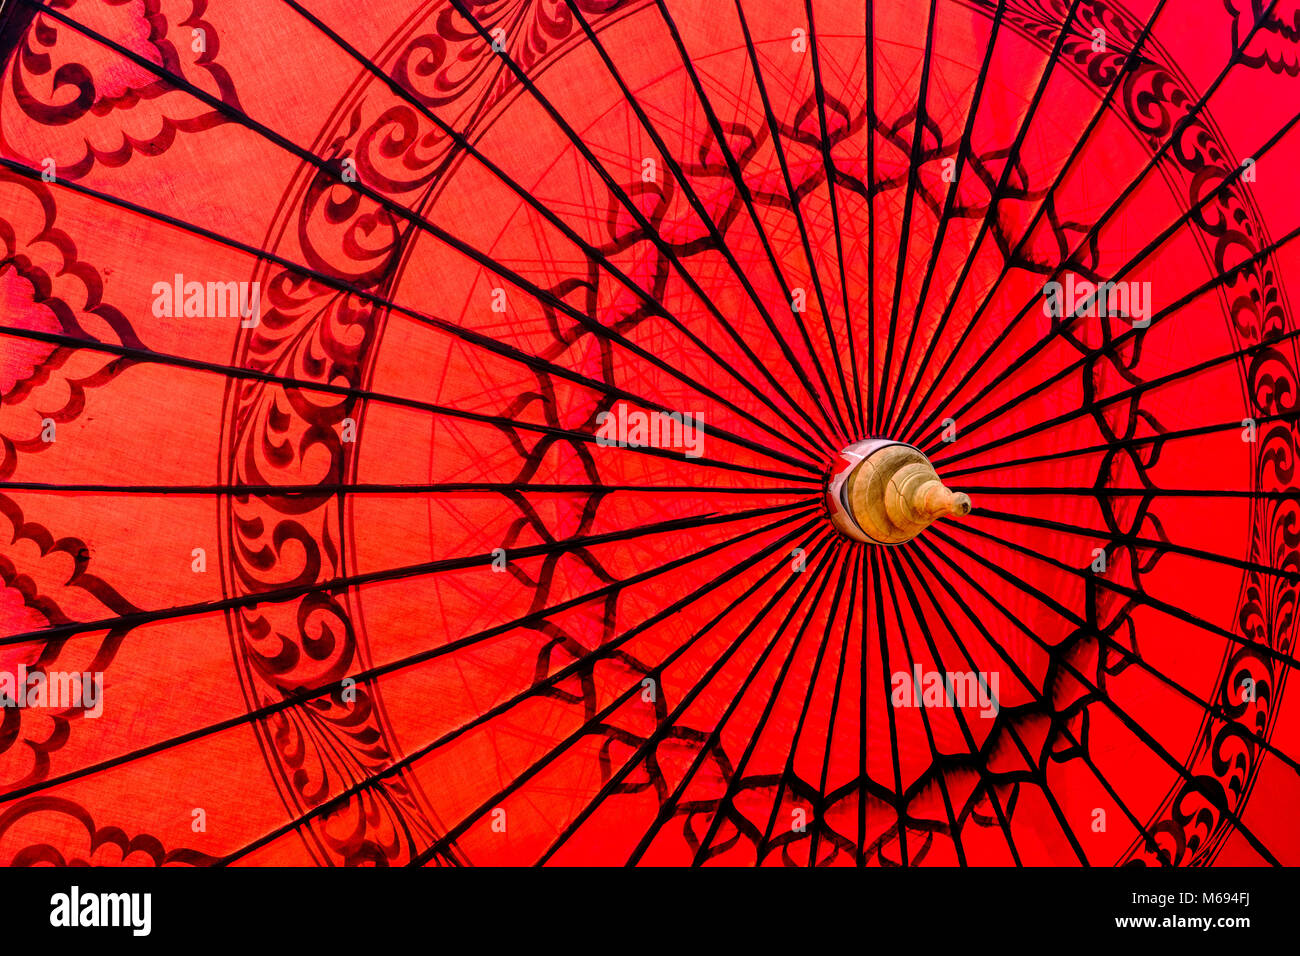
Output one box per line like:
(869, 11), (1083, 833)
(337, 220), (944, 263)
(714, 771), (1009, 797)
(0, 0), (1297, 866)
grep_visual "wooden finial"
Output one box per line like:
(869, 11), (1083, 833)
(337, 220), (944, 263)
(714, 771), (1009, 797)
(828, 441), (971, 545)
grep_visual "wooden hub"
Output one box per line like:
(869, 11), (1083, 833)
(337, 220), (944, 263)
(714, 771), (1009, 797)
(826, 439), (971, 545)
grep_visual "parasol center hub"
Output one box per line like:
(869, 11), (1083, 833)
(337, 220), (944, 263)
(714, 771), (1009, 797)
(825, 440), (971, 545)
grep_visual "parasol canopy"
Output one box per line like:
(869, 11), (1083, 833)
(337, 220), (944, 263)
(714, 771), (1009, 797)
(0, 0), (1297, 866)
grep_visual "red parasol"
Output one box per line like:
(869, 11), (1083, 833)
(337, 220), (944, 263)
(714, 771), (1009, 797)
(0, 0), (1297, 867)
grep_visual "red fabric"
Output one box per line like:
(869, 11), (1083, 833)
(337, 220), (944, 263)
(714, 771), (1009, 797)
(0, 0), (1297, 865)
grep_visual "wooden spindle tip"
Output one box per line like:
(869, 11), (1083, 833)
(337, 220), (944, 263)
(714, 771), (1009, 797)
(833, 442), (972, 544)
